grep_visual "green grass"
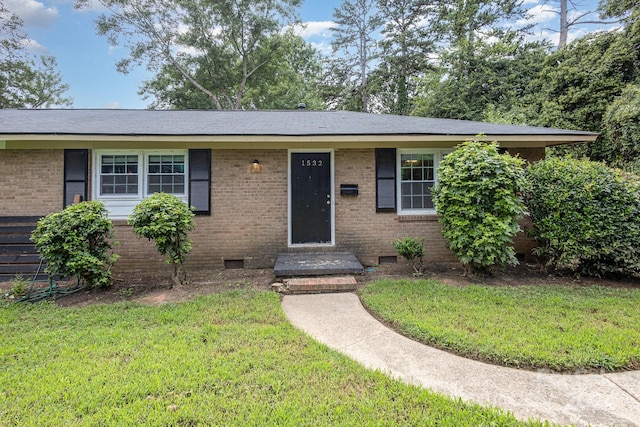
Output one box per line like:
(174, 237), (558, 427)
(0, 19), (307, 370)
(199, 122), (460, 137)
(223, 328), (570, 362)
(0, 290), (548, 426)
(360, 279), (640, 372)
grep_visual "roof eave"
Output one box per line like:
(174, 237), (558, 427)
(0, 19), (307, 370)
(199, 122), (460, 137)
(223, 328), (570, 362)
(0, 132), (599, 150)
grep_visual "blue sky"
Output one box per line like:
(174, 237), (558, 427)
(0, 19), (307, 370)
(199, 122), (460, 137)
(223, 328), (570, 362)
(6, 0), (608, 109)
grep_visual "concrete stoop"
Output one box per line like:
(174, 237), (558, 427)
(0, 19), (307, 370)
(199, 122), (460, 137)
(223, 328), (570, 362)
(271, 275), (358, 294)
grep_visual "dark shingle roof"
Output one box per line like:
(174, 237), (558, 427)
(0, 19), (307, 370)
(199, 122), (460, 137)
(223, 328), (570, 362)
(0, 109), (596, 138)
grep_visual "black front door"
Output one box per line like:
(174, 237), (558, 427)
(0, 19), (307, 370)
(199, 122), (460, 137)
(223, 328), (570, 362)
(291, 152), (332, 244)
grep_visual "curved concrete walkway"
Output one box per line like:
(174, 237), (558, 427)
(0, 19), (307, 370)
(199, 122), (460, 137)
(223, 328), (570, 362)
(282, 293), (640, 427)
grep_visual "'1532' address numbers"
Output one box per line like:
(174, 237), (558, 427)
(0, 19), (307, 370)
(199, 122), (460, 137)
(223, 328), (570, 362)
(301, 159), (324, 167)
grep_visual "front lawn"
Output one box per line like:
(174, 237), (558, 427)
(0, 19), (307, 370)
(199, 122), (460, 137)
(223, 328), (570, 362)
(0, 290), (545, 426)
(360, 279), (640, 372)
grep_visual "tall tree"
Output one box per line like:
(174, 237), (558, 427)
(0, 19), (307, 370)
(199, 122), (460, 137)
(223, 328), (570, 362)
(330, 0), (382, 112)
(411, 0), (540, 121)
(599, 0), (640, 35)
(0, 4), (71, 108)
(75, 0), (301, 110)
(412, 0), (533, 120)
(528, 30), (640, 164)
(374, 0), (434, 115)
(543, 0), (617, 49)
(413, 36), (550, 121)
(529, 31), (639, 133)
(142, 31), (325, 110)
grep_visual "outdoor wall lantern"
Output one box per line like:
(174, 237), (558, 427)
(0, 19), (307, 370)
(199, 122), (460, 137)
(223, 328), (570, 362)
(252, 159), (261, 173)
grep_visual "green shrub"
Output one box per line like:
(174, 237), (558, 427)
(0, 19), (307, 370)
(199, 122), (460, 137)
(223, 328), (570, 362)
(392, 237), (425, 274)
(601, 84), (640, 173)
(128, 193), (195, 287)
(524, 157), (640, 277)
(31, 201), (118, 288)
(432, 140), (526, 275)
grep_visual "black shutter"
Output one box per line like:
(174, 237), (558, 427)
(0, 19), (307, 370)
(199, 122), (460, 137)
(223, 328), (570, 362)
(189, 149), (211, 215)
(376, 148), (396, 212)
(63, 149), (88, 208)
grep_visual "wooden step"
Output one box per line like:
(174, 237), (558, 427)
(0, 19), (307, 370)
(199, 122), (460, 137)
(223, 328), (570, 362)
(272, 276), (358, 294)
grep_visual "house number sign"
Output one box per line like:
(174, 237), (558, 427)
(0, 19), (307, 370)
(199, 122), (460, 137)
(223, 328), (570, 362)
(301, 159), (324, 167)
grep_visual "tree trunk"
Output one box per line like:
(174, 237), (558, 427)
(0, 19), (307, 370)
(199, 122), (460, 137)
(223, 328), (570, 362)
(559, 0), (568, 49)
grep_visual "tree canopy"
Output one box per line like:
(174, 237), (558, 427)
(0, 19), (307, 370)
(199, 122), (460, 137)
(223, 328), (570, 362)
(0, 4), (71, 108)
(76, 0), (303, 110)
(75, 0), (640, 173)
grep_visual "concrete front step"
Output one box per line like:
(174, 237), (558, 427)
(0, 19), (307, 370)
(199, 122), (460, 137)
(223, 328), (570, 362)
(272, 275), (358, 294)
(273, 253), (364, 277)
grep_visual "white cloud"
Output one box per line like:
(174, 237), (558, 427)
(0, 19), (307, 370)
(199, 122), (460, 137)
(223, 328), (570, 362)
(291, 21), (335, 39)
(309, 41), (333, 55)
(102, 101), (121, 109)
(20, 38), (48, 54)
(518, 4), (558, 27)
(5, 0), (58, 28)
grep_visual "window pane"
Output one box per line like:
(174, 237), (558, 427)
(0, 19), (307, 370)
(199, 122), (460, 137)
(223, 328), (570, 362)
(401, 182), (412, 197)
(401, 196), (412, 209)
(100, 154), (139, 196)
(147, 154), (186, 195)
(400, 152), (436, 211)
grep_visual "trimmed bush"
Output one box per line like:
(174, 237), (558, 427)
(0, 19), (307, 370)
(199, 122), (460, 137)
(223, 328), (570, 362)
(524, 157), (640, 277)
(432, 140), (526, 275)
(128, 193), (195, 286)
(31, 201), (118, 288)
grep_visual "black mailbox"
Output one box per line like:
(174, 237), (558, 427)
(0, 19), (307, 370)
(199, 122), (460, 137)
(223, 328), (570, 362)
(340, 184), (359, 196)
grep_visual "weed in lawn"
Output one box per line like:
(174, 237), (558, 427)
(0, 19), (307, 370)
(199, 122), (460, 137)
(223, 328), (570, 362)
(10, 275), (29, 297)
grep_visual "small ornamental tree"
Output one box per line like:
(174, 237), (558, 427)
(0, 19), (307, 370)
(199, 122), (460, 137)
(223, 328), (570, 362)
(128, 193), (195, 287)
(432, 140), (526, 275)
(524, 157), (640, 278)
(31, 201), (118, 288)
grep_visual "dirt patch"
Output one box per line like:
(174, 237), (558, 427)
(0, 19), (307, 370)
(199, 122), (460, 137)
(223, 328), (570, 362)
(3, 262), (639, 307)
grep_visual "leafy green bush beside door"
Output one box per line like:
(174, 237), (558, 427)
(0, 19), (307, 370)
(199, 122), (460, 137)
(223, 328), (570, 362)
(433, 140), (526, 275)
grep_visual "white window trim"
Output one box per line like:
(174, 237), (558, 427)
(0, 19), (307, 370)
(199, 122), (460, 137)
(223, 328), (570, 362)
(93, 149), (188, 219)
(397, 149), (453, 215)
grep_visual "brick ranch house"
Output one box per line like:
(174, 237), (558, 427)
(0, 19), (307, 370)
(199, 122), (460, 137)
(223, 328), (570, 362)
(0, 109), (597, 275)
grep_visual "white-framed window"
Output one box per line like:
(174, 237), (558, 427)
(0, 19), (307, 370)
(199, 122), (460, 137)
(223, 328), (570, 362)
(397, 149), (451, 215)
(93, 150), (188, 219)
